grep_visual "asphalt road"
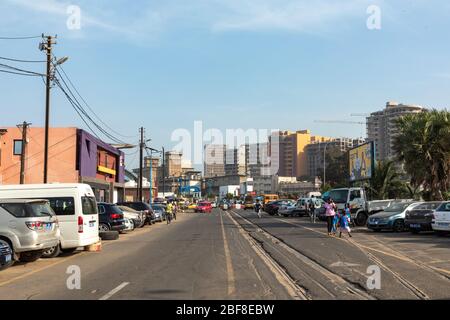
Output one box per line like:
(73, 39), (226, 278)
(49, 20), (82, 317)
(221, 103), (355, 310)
(1, 208), (449, 300)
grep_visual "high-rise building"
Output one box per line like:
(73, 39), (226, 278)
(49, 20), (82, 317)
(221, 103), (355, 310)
(367, 101), (425, 161)
(225, 146), (246, 176)
(305, 137), (366, 178)
(164, 151), (183, 177)
(204, 144), (226, 178)
(272, 130), (331, 178)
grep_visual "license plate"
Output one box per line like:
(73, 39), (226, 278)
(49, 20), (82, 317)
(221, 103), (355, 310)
(438, 223), (449, 226)
(89, 221), (95, 227)
(410, 224), (421, 228)
(45, 223), (52, 231)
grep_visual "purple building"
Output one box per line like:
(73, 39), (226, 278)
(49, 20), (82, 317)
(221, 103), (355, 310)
(77, 129), (125, 203)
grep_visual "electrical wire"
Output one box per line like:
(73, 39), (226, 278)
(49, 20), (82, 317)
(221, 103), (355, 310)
(54, 62), (138, 139)
(54, 78), (102, 140)
(0, 69), (42, 77)
(0, 62), (45, 76)
(54, 75), (127, 144)
(54, 72), (126, 144)
(0, 35), (41, 40)
(0, 56), (45, 63)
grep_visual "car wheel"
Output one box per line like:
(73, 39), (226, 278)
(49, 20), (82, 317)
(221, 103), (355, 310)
(99, 223), (110, 232)
(393, 220), (405, 232)
(99, 231), (119, 241)
(42, 244), (61, 258)
(0, 239), (14, 269)
(19, 250), (43, 263)
(355, 213), (368, 226)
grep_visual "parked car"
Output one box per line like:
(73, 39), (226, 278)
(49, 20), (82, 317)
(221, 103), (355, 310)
(0, 199), (60, 264)
(367, 201), (421, 232)
(117, 205), (145, 228)
(0, 240), (13, 271)
(0, 184), (100, 258)
(431, 201), (450, 236)
(405, 202), (443, 234)
(150, 204), (166, 222)
(97, 203), (126, 232)
(116, 201), (155, 225)
(195, 201), (212, 213)
(122, 218), (135, 232)
(264, 200), (293, 216)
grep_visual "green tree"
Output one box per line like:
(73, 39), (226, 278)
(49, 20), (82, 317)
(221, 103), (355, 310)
(393, 110), (450, 201)
(368, 160), (406, 200)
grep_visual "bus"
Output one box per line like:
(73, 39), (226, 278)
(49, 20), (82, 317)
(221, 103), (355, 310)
(263, 194), (279, 204)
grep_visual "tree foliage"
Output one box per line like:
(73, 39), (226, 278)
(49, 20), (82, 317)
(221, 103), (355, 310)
(393, 110), (450, 201)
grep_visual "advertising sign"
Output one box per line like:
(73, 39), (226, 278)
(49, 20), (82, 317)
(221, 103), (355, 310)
(349, 142), (375, 182)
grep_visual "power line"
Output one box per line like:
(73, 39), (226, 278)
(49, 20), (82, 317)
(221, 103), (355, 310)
(55, 62), (138, 139)
(0, 69), (42, 77)
(0, 56), (46, 63)
(0, 62), (45, 76)
(54, 72), (125, 144)
(54, 78), (102, 140)
(54, 75), (127, 144)
(0, 35), (41, 40)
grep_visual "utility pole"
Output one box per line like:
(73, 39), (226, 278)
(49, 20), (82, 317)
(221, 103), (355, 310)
(41, 35), (56, 184)
(162, 146), (165, 198)
(138, 127), (144, 202)
(17, 121), (31, 184)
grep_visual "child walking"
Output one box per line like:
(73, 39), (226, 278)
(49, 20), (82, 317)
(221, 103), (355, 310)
(339, 208), (353, 238)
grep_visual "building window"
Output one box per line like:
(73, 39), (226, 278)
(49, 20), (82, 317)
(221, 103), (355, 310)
(13, 140), (23, 155)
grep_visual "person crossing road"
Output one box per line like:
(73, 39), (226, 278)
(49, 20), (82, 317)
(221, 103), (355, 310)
(254, 200), (263, 218)
(166, 201), (173, 224)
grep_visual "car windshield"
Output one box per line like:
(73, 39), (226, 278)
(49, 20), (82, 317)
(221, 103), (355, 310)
(327, 190), (348, 203)
(82, 196), (97, 215)
(414, 202), (442, 210)
(384, 202), (415, 212)
(437, 202), (450, 212)
(0, 201), (56, 218)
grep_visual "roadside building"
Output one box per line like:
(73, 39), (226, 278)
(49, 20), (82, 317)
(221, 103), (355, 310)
(271, 130), (331, 178)
(0, 127), (125, 202)
(367, 101), (425, 161)
(272, 176), (322, 197)
(305, 137), (366, 179)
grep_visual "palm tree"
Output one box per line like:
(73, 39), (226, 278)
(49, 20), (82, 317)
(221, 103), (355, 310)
(393, 110), (450, 201)
(368, 160), (405, 200)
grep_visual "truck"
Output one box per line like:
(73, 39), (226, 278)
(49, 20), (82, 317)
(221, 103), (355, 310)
(322, 187), (408, 226)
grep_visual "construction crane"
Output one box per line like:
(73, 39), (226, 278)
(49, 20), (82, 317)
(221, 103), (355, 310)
(314, 120), (365, 125)
(350, 113), (370, 117)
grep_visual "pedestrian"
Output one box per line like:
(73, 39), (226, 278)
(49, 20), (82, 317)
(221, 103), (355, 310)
(254, 200), (262, 218)
(344, 203), (353, 227)
(332, 207), (340, 235)
(166, 201), (173, 224)
(173, 201), (177, 220)
(324, 198), (337, 236)
(339, 207), (353, 238)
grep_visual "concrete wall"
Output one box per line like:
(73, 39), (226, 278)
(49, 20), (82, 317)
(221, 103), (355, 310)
(0, 127), (78, 184)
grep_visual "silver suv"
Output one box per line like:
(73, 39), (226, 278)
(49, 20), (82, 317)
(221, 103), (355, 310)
(0, 199), (60, 265)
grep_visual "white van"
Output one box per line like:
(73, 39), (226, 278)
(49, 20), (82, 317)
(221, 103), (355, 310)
(0, 184), (99, 257)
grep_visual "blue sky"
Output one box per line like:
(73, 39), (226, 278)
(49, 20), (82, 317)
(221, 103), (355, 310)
(1, 0), (450, 169)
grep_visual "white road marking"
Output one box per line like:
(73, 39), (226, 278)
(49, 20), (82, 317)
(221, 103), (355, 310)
(220, 211), (236, 297)
(99, 282), (130, 300)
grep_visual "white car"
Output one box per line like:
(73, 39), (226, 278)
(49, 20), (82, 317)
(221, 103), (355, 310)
(122, 218), (135, 233)
(0, 184), (100, 258)
(432, 201), (450, 235)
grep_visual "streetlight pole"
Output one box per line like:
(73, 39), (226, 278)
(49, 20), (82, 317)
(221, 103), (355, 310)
(323, 141), (333, 187)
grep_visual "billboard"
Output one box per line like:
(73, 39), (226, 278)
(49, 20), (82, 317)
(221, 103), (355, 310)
(349, 142), (375, 182)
